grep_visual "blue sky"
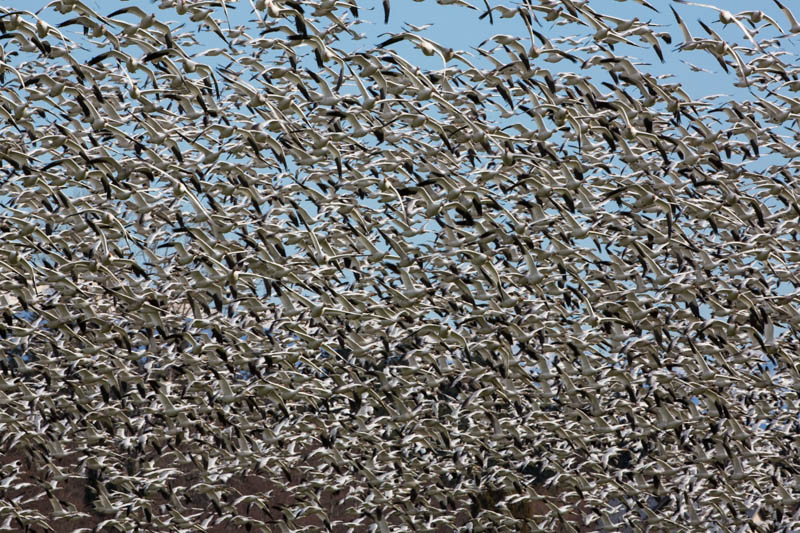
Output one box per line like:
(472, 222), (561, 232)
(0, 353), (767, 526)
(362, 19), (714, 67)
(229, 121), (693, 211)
(17, 0), (797, 176)
(11, 0), (798, 271)
(17, 0), (798, 102)
(8, 0), (798, 339)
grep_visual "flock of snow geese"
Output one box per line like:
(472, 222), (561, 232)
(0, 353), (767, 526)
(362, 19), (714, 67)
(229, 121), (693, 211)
(2, 0), (800, 530)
